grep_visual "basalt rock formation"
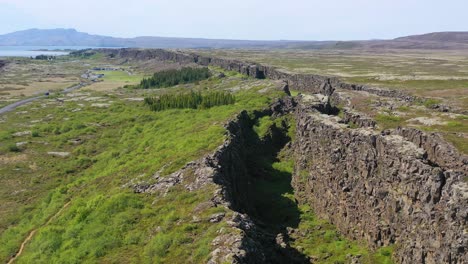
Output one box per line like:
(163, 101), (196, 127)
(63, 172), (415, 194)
(105, 48), (467, 263)
(292, 96), (467, 263)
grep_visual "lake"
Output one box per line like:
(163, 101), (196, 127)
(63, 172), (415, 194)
(0, 46), (118, 57)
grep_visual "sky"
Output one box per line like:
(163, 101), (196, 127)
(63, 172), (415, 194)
(0, 0), (466, 41)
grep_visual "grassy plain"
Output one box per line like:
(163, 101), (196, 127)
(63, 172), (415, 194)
(0, 57), (85, 104)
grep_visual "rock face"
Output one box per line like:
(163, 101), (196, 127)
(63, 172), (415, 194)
(292, 99), (467, 264)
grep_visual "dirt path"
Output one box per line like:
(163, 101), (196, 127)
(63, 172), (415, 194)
(7, 201), (71, 264)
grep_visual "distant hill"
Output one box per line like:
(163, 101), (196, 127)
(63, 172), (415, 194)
(1, 28), (468, 50)
(395, 32), (468, 43)
(319, 32), (468, 50)
(0, 28), (319, 49)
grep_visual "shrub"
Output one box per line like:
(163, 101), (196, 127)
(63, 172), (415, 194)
(423, 98), (442, 108)
(145, 233), (173, 259)
(8, 144), (20, 152)
(31, 130), (40, 137)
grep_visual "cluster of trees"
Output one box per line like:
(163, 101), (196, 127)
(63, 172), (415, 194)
(69, 49), (97, 58)
(144, 91), (235, 112)
(34, 55), (56, 60)
(138, 67), (211, 89)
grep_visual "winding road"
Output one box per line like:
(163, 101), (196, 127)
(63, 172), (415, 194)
(0, 82), (89, 115)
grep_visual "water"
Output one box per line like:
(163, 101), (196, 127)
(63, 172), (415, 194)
(0, 46), (118, 57)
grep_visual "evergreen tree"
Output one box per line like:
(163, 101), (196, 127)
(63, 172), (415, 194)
(138, 67), (211, 89)
(144, 91), (235, 112)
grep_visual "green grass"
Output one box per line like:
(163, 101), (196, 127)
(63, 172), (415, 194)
(291, 205), (393, 264)
(253, 116), (276, 139)
(290, 90), (300, 96)
(0, 75), (284, 263)
(375, 113), (404, 130)
(94, 70), (144, 83)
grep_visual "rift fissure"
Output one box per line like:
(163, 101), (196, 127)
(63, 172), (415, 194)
(93, 48), (467, 263)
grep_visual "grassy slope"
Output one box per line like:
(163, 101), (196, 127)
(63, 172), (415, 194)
(0, 72), (281, 263)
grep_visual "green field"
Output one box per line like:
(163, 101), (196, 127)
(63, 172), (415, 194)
(94, 70), (145, 83)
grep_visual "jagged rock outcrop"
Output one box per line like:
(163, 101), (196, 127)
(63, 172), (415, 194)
(127, 93), (466, 263)
(292, 98), (467, 264)
(391, 127), (468, 174)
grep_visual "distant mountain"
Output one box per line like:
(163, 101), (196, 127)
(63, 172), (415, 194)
(0, 28), (122, 46)
(1, 28), (467, 49)
(0, 28), (320, 49)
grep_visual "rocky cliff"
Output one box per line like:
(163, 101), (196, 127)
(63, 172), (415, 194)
(292, 97), (467, 264)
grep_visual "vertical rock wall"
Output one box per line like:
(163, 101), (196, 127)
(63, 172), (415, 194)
(292, 101), (467, 263)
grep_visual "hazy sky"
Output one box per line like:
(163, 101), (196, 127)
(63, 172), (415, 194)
(0, 0), (466, 40)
